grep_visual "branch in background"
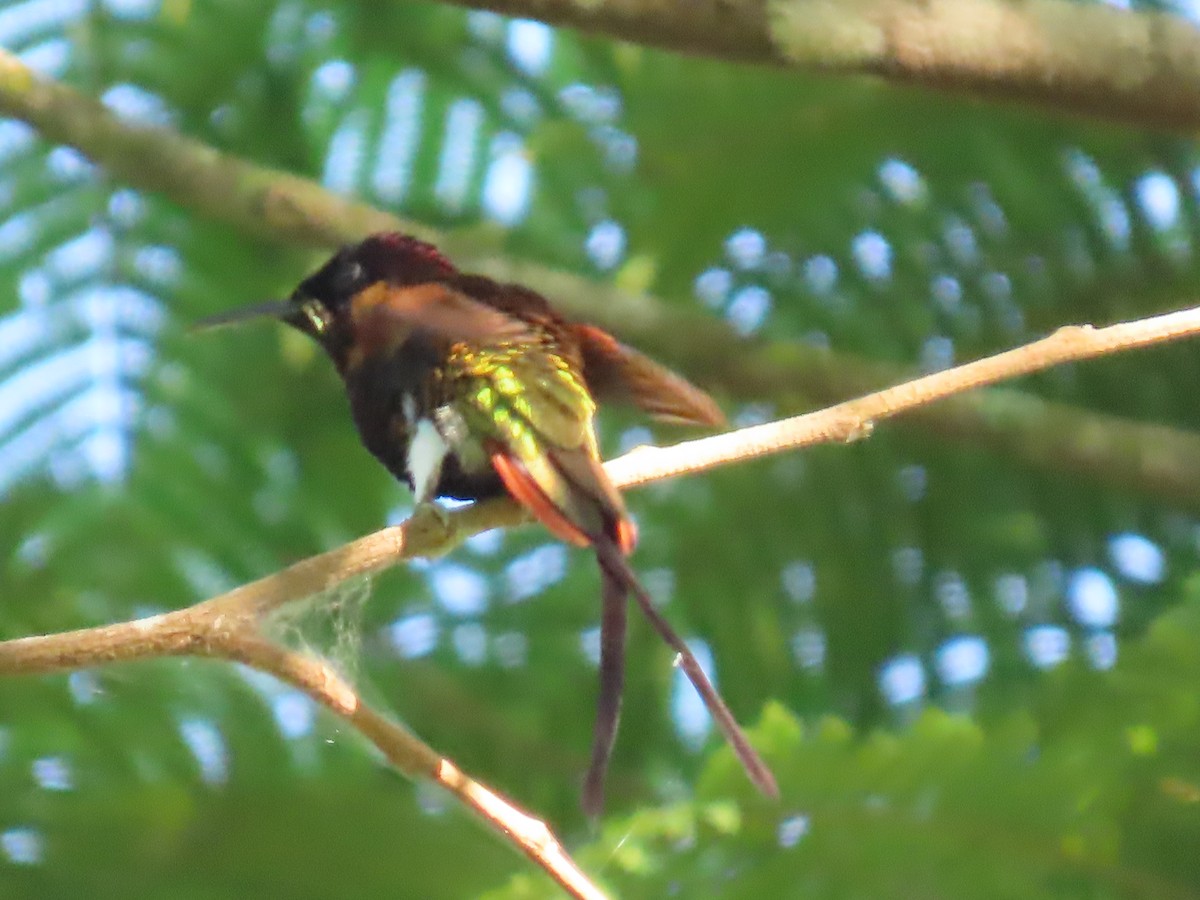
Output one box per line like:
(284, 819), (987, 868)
(437, 0), (1200, 132)
(2, 49), (1199, 509)
(0, 53), (405, 249)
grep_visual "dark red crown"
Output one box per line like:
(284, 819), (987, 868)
(361, 232), (455, 278)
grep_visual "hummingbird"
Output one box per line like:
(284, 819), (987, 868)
(200, 232), (777, 813)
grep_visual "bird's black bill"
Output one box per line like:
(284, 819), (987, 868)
(192, 299), (294, 331)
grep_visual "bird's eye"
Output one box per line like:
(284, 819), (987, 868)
(302, 299), (330, 334)
(332, 261), (366, 296)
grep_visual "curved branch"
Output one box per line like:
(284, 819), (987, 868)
(217, 634), (607, 900)
(439, 0), (1200, 131)
(0, 510), (603, 900)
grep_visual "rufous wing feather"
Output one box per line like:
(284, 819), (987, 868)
(574, 324), (725, 427)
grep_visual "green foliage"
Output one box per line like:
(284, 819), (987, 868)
(495, 594), (1200, 898)
(3, 0), (1200, 896)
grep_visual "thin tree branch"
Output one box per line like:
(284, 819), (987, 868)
(607, 306), (1200, 486)
(574, 298), (1200, 511)
(0, 512), (605, 900)
(216, 634), (607, 900)
(436, 0), (1200, 131)
(2, 49), (1199, 508)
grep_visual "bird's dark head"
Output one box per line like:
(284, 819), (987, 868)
(195, 233), (456, 367)
(285, 233), (455, 343)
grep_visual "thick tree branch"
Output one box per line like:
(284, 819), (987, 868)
(2, 49), (1199, 509)
(440, 0), (1200, 131)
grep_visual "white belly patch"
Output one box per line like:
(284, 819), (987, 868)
(408, 417), (449, 504)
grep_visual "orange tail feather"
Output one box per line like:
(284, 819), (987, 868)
(490, 451), (592, 548)
(489, 450), (636, 554)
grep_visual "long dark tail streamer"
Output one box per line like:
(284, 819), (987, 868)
(581, 565), (629, 818)
(583, 541), (779, 815)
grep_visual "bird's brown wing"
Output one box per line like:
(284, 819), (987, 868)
(346, 281), (537, 358)
(444, 275), (724, 427)
(572, 324), (726, 427)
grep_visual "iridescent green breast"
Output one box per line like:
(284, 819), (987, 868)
(448, 341), (599, 464)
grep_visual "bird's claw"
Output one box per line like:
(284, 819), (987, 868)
(409, 500), (455, 543)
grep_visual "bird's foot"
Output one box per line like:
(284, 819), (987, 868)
(408, 500), (455, 545)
